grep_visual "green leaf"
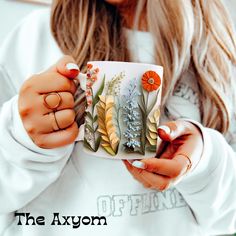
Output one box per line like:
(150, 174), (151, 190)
(140, 128), (146, 155)
(138, 104), (146, 120)
(147, 89), (159, 115)
(93, 75), (105, 108)
(85, 124), (94, 133)
(138, 101), (145, 114)
(93, 115), (98, 122)
(133, 145), (145, 155)
(123, 144), (134, 153)
(115, 142), (120, 154)
(140, 89), (146, 111)
(95, 136), (101, 151)
(94, 125), (99, 132)
(138, 104), (147, 155)
(84, 138), (95, 152)
(103, 146), (116, 156)
(123, 144), (145, 155)
(86, 112), (94, 121)
(146, 145), (157, 152)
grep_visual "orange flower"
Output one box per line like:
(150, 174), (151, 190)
(94, 68), (99, 74)
(86, 82), (93, 89)
(91, 75), (97, 82)
(87, 99), (93, 106)
(141, 71), (161, 92)
(86, 90), (92, 97)
(87, 64), (93, 70)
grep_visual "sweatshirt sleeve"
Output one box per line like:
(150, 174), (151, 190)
(0, 95), (74, 214)
(175, 120), (236, 235)
(0, 10), (73, 214)
(164, 70), (236, 234)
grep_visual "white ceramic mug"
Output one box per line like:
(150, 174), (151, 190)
(78, 61), (163, 160)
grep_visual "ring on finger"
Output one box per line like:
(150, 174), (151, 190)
(49, 112), (60, 131)
(43, 92), (62, 111)
(179, 153), (192, 174)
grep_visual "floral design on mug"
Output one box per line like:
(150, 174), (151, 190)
(138, 70), (161, 152)
(122, 79), (142, 154)
(86, 64), (100, 107)
(106, 71), (125, 96)
(146, 109), (160, 152)
(141, 70), (161, 92)
(83, 66), (162, 158)
(97, 96), (120, 156)
(84, 64), (105, 152)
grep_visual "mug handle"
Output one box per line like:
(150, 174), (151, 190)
(74, 71), (87, 142)
(77, 72), (87, 91)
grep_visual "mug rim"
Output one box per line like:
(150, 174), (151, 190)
(87, 61), (163, 72)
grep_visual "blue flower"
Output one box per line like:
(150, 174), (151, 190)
(122, 79), (142, 150)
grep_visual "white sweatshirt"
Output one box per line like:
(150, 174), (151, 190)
(0, 9), (236, 236)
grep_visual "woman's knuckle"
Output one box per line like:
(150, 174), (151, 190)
(34, 136), (46, 148)
(18, 98), (34, 118)
(19, 105), (32, 118)
(25, 123), (37, 135)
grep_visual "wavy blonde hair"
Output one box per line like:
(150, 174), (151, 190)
(51, 0), (236, 133)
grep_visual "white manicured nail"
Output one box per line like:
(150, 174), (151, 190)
(66, 63), (79, 71)
(158, 125), (171, 135)
(132, 161), (146, 169)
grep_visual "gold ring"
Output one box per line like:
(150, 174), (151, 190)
(179, 153), (192, 174)
(49, 112), (60, 131)
(43, 92), (62, 110)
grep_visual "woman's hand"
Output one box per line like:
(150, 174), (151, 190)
(18, 56), (80, 149)
(123, 120), (204, 191)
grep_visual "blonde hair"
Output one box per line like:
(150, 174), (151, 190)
(51, 0), (236, 133)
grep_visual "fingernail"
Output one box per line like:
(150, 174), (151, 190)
(132, 161), (146, 169)
(158, 125), (171, 135)
(66, 63), (79, 71)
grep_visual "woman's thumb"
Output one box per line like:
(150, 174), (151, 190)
(47, 55), (80, 79)
(157, 120), (192, 142)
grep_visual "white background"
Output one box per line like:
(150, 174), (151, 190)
(0, 0), (235, 45)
